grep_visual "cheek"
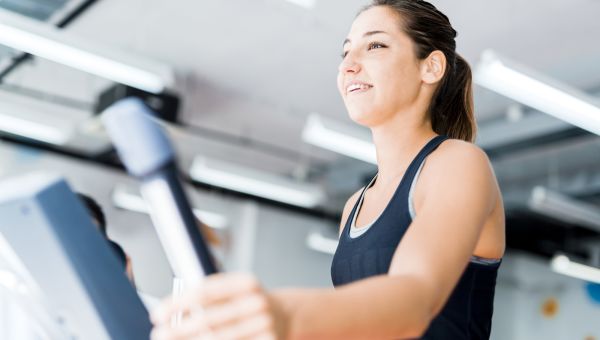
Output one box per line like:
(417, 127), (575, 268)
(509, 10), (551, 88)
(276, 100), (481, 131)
(381, 65), (420, 102)
(336, 72), (345, 96)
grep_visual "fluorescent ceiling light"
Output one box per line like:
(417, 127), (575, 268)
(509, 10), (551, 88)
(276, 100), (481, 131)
(189, 156), (325, 208)
(474, 49), (600, 136)
(551, 254), (600, 284)
(111, 185), (228, 229)
(528, 186), (600, 232)
(0, 92), (73, 145)
(305, 231), (338, 255)
(0, 90), (110, 152)
(0, 10), (173, 94)
(0, 112), (70, 144)
(302, 113), (376, 164)
(284, 0), (317, 9)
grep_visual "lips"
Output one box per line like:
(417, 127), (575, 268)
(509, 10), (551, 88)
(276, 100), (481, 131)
(345, 81), (373, 94)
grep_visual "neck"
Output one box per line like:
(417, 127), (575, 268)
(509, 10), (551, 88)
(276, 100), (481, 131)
(370, 108), (437, 188)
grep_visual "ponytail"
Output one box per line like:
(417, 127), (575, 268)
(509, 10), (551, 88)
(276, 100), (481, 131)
(430, 53), (476, 142)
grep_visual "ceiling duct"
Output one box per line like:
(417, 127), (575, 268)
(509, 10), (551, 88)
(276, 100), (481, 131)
(528, 186), (600, 233)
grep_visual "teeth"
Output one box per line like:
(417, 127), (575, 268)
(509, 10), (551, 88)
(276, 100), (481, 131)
(347, 83), (372, 93)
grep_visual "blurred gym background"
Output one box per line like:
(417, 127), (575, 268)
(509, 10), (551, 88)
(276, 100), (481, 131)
(0, 1), (599, 338)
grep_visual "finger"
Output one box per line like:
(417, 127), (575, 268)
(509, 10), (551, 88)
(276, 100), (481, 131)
(203, 293), (269, 328)
(196, 273), (262, 303)
(153, 273), (261, 324)
(212, 314), (274, 340)
(159, 293), (268, 339)
(151, 313), (213, 340)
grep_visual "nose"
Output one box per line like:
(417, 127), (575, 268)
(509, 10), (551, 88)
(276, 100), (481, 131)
(338, 54), (360, 74)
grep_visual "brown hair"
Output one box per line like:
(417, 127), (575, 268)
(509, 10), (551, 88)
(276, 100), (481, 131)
(361, 0), (476, 142)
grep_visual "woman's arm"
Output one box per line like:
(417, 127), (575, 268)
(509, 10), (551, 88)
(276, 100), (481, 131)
(273, 142), (499, 339)
(271, 274), (434, 339)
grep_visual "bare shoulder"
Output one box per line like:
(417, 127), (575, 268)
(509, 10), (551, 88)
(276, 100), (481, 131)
(418, 139), (498, 214)
(338, 189), (362, 236)
(426, 139), (493, 176)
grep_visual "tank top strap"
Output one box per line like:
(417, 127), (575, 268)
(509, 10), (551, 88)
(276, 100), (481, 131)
(340, 172), (376, 236)
(382, 135), (449, 217)
(403, 135), (448, 184)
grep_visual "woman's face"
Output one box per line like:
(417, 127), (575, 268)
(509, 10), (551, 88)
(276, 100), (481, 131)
(337, 6), (423, 127)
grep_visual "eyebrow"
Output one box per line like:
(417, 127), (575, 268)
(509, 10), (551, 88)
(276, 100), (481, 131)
(343, 30), (389, 47)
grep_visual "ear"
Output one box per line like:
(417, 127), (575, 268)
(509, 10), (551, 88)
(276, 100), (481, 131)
(420, 50), (446, 85)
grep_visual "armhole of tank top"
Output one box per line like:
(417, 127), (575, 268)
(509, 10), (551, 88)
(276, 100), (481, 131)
(408, 159), (426, 220)
(349, 175), (378, 238)
(408, 137), (442, 219)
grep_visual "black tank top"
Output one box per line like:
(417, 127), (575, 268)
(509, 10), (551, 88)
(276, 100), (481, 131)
(330, 135), (500, 339)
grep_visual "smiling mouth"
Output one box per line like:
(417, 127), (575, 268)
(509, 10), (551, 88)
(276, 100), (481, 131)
(347, 83), (373, 94)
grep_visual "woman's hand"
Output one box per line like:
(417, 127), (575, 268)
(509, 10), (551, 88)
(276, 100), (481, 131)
(151, 273), (288, 340)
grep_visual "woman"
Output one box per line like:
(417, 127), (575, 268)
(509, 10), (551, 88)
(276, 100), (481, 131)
(152, 1), (505, 339)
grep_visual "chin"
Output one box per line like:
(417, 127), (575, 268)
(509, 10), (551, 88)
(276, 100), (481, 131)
(347, 109), (378, 127)
(346, 104), (381, 127)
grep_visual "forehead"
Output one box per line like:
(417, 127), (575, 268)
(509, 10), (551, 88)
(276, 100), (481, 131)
(347, 6), (403, 39)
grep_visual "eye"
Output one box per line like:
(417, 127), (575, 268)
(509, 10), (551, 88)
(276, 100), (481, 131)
(368, 42), (387, 51)
(341, 50), (349, 59)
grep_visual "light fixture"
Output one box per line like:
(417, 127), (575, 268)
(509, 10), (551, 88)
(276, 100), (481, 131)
(0, 91), (111, 152)
(189, 156), (325, 208)
(305, 231), (338, 255)
(0, 9), (173, 94)
(0, 111), (71, 145)
(302, 113), (376, 164)
(474, 49), (600, 136)
(111, 185), (228, 229)
(551, 254), (600, 284)
(528, 186), (600, 232)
